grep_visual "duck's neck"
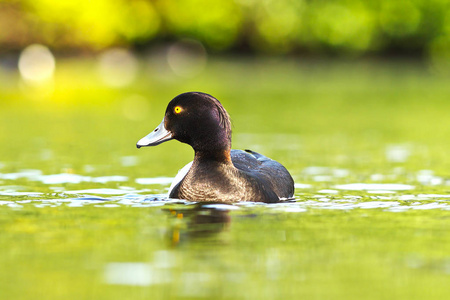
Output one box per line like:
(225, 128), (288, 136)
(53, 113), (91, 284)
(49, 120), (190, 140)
(193, 148), (232, 164)
(191, 131), (232, 164)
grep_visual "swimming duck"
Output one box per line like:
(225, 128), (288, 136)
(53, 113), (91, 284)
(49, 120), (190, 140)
(136, 92), (294, 203)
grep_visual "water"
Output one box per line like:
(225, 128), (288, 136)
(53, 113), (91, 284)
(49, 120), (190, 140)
(1, 175), (449, 211)
(1, 58), (450, 299)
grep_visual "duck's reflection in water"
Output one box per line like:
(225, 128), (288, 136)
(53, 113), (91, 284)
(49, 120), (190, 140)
(164, 204), (232, 246)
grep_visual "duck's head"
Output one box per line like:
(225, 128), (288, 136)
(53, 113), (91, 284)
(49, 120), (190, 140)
(137, 92), (232, 156)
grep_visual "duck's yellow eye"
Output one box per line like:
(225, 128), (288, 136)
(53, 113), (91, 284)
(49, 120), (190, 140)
(174, 106), (182, 114)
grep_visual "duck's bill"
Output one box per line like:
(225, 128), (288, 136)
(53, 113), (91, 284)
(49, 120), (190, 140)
(136, 119), (173, 148)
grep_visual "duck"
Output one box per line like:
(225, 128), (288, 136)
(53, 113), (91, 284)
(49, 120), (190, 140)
(136, 92), (294, 203)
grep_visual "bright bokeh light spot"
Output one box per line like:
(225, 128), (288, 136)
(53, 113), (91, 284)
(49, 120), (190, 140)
(97, 48), (138, 88)
(385, 144), (411, 163)
(18, 44), (55, 84)
(120, 156), (138, 167)
(121, 94), (150, 121)
(167, 39), (207, 78)
(147, 46), (177, 82)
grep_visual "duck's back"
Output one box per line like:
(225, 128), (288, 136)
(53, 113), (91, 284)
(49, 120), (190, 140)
(230, 149), (294, 200)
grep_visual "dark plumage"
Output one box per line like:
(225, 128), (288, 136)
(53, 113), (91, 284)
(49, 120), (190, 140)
(137, 92), (294, 203)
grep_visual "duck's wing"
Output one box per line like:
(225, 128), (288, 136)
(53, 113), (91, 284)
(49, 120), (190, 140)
(230, 149), (295, 199)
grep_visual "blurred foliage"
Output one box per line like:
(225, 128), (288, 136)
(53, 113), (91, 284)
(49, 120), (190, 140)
(0, 0), (450, 56)
(0, 0), (160, 49)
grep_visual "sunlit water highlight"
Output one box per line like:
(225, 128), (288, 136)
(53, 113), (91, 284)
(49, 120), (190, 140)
(1, 170), (449, 211)
(1, 160), (449, 212)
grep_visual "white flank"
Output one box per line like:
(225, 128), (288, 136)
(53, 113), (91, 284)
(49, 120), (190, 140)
(168, 161), (193, 196)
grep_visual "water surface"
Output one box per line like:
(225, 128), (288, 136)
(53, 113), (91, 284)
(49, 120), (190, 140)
(1, 59), (450, 299)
